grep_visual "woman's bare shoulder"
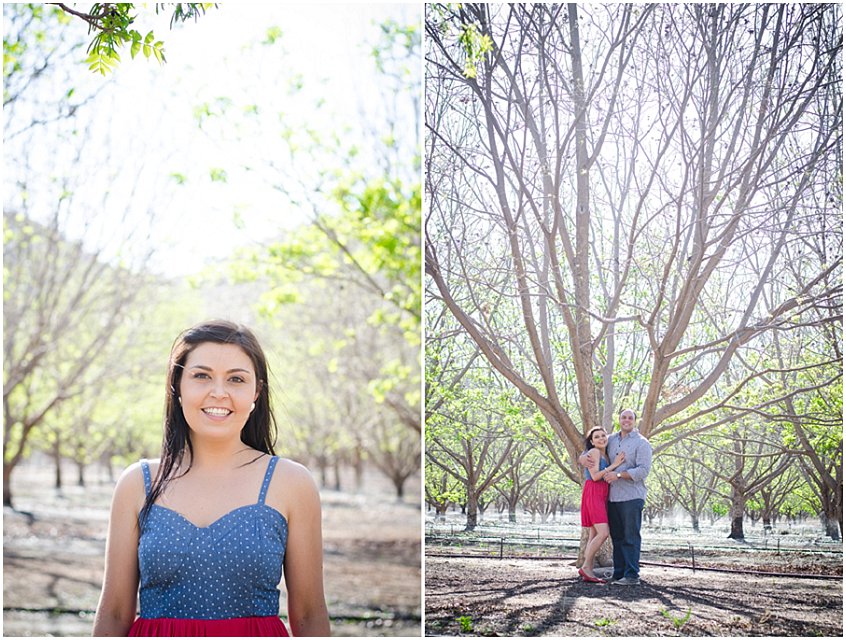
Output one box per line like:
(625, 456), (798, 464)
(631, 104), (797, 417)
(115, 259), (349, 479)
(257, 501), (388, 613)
(111, 460), (155, 512)
(274, 458), (318, 488)
(268, 458), (320, 510)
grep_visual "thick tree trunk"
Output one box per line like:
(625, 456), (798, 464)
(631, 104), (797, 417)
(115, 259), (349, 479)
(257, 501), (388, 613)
(465, 492), (478, 531)
(727, 487), (747, 539)
(691, 513), (700, 533)
(823, 514), (841, 541)
(576, 528), (613, 568)
(728, 514), (744, 540)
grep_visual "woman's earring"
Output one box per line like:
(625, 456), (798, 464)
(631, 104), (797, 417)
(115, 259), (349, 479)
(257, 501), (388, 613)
(250, 402), (256, 412)
(178, 396), (182, 406)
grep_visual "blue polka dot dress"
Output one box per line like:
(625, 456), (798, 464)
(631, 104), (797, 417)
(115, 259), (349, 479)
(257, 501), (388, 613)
(128, 456), (290, 637)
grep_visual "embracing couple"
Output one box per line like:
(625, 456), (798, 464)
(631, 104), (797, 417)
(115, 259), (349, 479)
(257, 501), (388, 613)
(577, 408), (653, 586)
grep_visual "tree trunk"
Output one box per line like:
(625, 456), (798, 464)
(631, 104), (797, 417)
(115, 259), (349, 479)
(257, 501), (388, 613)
(318, 458), (328, 488)
(823, 514), (841, 541)
(577, 528), (613, 568)
(77, 460), (85, 487)
(332, 459), (341, 492)
(691, 513), (700, 533)
(728, 515), (744, 539)
(762, 516), (772, 533)
(728, 488), (746, 539)
(3, 463), (13, 507)
(353, 447), (364, 492)
(54, 438), (63, 490)
(394, 476), (405, 500)
(465, 492), (478, 531)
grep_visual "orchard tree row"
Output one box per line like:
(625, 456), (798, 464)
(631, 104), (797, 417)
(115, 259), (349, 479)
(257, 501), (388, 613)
(424, 4), (841, 541)
(3, 4), (421, 506)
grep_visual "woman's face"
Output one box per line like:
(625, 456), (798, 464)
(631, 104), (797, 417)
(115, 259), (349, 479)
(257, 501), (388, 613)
(590, 429), (608, 447)
(178, 342), (259, 440)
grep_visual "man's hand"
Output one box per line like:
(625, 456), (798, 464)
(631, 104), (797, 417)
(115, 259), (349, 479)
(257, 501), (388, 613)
(578, 451), (595, 468)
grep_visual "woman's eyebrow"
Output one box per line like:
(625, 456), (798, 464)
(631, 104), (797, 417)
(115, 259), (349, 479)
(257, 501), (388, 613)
(187, 364), (252, 374)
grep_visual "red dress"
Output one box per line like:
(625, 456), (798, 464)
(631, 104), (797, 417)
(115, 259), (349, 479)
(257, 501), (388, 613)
(580, 458), (610, 527)
(129, 616), (288, 637)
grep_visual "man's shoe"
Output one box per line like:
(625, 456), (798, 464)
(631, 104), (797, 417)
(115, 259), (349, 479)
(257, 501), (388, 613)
(610, 576), (640, 586)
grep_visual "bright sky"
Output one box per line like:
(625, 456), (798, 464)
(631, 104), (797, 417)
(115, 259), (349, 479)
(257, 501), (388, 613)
(137, 3), (418, 276)
(8, 3), (420, 277)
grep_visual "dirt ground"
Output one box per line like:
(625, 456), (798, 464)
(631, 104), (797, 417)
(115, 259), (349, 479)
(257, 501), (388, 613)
(425, 554), (843, 637)
(2, 462), (421, 637)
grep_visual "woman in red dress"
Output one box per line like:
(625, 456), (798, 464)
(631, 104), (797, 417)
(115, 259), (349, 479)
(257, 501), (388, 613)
(578, 426), (625, 583)
(93, 321), (331, 636)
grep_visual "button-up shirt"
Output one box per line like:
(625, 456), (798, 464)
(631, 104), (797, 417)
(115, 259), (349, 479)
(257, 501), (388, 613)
(606, 429), (652, 502)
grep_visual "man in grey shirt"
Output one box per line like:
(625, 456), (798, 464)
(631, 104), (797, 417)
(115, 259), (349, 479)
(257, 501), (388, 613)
(603, 408), (652, 585)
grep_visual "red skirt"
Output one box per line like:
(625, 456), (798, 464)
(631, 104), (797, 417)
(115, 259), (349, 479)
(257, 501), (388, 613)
(128, 616), (289, 637)
(580, 478), (609, 527)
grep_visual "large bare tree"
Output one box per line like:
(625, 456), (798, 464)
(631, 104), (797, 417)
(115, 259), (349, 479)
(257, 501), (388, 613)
(425, 3), (842, 483)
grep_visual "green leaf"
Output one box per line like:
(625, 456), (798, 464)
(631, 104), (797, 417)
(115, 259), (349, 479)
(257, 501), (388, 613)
(264, 26), (283, 45)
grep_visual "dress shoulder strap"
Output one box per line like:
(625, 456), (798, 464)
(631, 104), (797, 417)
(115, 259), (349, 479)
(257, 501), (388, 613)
(257, 456), (280, 505)
(140, 459), (152, 496)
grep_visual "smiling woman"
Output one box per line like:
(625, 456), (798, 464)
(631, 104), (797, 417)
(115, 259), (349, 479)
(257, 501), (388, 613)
(178, 342), (260, 439)
(92, 320), (330, 637)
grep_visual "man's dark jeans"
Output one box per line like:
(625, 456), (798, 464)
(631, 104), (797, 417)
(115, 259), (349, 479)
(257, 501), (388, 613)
(608, 498), (644, 579)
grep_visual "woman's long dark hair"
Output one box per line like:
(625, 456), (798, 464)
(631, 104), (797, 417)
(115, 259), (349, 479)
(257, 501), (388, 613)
(140, 320), (278, 524)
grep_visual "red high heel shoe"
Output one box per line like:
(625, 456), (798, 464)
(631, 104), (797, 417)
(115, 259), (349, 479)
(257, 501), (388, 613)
(578, 568), (607, 584)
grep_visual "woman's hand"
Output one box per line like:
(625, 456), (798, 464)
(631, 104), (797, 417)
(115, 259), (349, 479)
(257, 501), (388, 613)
(612, 451), (625, 467)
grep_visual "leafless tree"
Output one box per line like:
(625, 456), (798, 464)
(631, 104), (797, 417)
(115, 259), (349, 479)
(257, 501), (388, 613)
(652, 444), (721, 532)
(491, 443), (548, 523)
(425, 3), (841, 484)
(3, 208), (154, 506)
(426, 414), (515, 531)
(693, 420), (794, 539)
